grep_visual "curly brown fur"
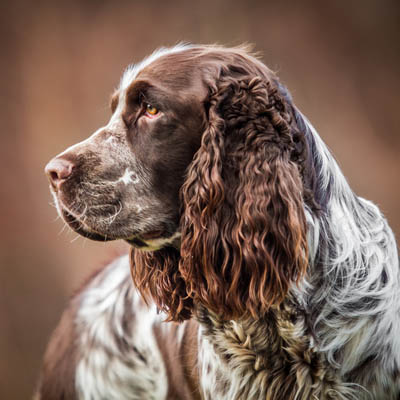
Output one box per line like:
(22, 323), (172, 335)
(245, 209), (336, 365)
(131, 246), (193, 322)
(180, 74), (308, 320)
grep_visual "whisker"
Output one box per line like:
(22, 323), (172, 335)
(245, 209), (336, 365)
(70, 234), (83, 244)
(48, 201), (58, 210)
(58, 223), (68, 236)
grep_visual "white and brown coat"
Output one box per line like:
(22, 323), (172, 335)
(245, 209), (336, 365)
(37, 45), (400, 399)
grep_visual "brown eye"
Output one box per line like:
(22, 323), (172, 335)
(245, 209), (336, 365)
(145, 103), (159, 116)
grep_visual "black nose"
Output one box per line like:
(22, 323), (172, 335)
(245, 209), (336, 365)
(45, 157), (74, 191)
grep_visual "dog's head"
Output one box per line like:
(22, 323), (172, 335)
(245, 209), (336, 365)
(46, 45), (315, 321)
(46, 45), (208, 250)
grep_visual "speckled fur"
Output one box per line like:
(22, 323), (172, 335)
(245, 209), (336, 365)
(196, 304), (362, 400)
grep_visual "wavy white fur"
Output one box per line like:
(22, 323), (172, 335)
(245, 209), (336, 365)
(295, 110), (400, 398)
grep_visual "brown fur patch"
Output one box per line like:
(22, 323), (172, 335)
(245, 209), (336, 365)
(35, 295), (80, 399)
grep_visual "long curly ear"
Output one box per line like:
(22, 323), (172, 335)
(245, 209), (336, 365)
(131, 247), (193, 322)
(179, 75), (308, 320)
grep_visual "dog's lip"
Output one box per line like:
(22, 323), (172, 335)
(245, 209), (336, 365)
(60, 203), (166, 243)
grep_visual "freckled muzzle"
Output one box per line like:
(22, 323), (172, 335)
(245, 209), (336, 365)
(45, 135), (181, 250)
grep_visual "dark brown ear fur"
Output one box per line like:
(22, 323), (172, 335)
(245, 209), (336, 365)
(131, 247), (193, 322)
(179, 73), (308, 320)
(131, 51), (309, 322)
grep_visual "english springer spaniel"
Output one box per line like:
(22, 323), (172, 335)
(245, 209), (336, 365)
(37, 44), (400, 399)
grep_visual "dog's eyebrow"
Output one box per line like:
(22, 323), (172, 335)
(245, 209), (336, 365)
(125, 80), (154, 103)
(125, 80), (170, 111)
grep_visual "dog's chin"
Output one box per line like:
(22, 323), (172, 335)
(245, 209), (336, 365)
(61, 209), (113, 242)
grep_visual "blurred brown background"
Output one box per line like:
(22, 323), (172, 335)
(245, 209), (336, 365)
(1, 0), (399, 398)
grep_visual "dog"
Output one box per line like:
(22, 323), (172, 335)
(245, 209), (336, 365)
(37, 44), (400, 399)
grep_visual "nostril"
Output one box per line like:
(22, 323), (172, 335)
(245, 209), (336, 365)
(45, 157), (74, 190)
(49, 170), (59, 184)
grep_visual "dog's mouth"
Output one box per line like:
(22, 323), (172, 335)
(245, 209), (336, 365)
(58, 202), (176, 249)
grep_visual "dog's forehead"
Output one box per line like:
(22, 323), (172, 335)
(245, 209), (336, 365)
(119, 44), (192, 93)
